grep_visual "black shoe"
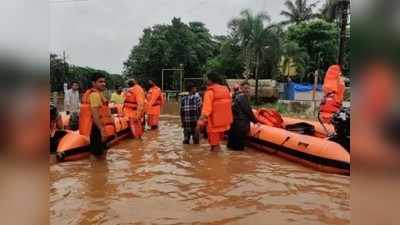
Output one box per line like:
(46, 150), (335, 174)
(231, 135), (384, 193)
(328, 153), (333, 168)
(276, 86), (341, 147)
(183, 140), (190, 144)
(193, 140), (200, 144)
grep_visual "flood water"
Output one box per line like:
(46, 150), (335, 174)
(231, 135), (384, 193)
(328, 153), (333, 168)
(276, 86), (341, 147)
(50, 102), (350, 225)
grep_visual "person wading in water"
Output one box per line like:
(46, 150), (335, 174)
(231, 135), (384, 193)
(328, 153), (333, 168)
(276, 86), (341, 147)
(124, 79), (146, 139)
(198, 72), (233, 151)
(146, 79), (163, 130)
(79, 73), (115, 157)
(227, 81), (258, 151)
(180, 82), (202, 144)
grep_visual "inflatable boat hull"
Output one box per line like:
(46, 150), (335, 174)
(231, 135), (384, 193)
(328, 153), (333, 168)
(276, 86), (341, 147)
(57, 131), (91, 162)
(57, 105), (132, 162)
(248, 123), (350, 175)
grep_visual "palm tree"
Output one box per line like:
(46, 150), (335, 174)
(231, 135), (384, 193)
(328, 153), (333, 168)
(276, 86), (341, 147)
(280, 0), (319, 25)
(319, 0), (341, 23)
(229, 9), (277, 102)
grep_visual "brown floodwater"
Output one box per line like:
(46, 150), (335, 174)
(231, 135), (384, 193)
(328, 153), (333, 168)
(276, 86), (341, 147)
(50, 102), (350, 225)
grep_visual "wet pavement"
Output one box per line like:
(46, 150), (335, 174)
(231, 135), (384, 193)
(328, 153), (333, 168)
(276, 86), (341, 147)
(50, 102), (350, 225)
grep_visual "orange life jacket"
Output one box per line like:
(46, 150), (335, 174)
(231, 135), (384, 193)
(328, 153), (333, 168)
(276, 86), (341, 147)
(154, 94), (162, 106)
(256, 109), (284, 128)
(320, 65), (345, 120)
(320, 93), (342, 114)
(124, 87), (139, 109)
(147, 86), (163, 106)
(79, 88), (115, 137)
(208, 84), (233, 128)
(323, 65), (345, 104)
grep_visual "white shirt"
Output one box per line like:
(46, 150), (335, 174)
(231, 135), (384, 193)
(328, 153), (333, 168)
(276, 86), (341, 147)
(64, 89), (80, 112)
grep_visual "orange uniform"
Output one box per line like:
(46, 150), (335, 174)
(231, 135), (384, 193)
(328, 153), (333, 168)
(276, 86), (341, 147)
(79, 88), (115, 138)
(323, 65), (345, 103)
(146, 85), (163, 128)
(124, 84), (145, 138)
(320, 65), (346, 123)
(201, 84), (233, 146)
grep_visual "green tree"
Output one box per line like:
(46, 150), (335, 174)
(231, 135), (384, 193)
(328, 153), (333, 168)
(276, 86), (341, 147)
(123, 18), (217, 88)
(50, 53), (124, 93)
(280, 0), (319, 25)
(319, 0), (341, 23)
(285, 19), (339, 82)
(204, 35), (244, 77)
(281, 41), (309, 78)
(229, 9), (282, 102)
(50, 54), (67, 92)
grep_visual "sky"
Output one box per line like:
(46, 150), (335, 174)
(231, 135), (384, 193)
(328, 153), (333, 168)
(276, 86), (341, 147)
(50, 0), (292, 74)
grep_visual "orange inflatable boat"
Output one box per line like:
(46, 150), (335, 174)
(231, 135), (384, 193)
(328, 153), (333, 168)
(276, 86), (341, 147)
(248, 108), (350, 175)
(56, 104), (131, 162)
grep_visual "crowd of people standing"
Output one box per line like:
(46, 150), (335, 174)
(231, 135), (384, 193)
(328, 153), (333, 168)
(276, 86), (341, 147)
(50, 71), (260, 158)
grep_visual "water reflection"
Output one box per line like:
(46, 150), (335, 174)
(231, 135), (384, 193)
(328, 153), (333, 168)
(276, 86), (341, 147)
(50, 104), (350, 225)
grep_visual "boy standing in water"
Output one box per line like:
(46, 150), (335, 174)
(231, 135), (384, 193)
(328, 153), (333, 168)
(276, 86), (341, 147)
(180, 83), (202, 144)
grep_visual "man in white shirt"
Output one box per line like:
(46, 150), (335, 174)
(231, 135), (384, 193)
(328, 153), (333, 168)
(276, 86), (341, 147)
(64, 81), (80, 114)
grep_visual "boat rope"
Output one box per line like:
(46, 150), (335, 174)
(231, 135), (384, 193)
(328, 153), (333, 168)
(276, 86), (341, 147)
(318, 111), (334, 137)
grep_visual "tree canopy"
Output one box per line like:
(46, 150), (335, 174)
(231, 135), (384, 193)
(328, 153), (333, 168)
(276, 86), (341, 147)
(285, 19), (339, 81)
(50, 54), (124, 92)
(51, 1), (350, 92)
(280, 0), (319, 25)
(123, 18), (217, 86)
(319, 0), (342, 23)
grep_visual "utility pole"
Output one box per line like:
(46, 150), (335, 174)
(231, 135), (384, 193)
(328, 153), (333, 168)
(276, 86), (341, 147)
(337, 0), (350, 67)
(255, 52), (260, 104)
(63, 51), (69, 93)
(254, 46), (270, 104)
(63, 50), (68, 78)
(312, 70), (319, 117)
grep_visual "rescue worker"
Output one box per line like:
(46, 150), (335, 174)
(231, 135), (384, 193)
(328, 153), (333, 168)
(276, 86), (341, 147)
(227, 81), (258, 151)
(197, 72), (233, 151)
(320, 65), (346, 123)
(146, 79), (163, 129)
(197, 84), (208, 139)
(79, 73), (115, 157)
(124, 79), (145, 138)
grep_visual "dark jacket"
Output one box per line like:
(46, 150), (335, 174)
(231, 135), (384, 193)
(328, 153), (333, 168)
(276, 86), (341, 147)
(227, 94), (258, 150)
(232, 94), (258, 125)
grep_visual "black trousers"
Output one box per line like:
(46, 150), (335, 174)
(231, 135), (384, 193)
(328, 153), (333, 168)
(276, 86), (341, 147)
(90, 124), (108, 156)
(227, 120), (250, 151)
(183, 125), (200, 144)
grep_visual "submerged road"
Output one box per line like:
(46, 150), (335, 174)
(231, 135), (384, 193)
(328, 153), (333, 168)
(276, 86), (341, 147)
(50, 102), (350, 225)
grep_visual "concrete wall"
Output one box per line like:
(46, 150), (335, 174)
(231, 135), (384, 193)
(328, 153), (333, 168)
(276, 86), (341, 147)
(294, 90), (324, 101)
(226, 79), (279, 98)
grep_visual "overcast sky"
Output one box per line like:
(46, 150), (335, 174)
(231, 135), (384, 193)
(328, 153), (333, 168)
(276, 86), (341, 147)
(50, 0), (292, 74)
